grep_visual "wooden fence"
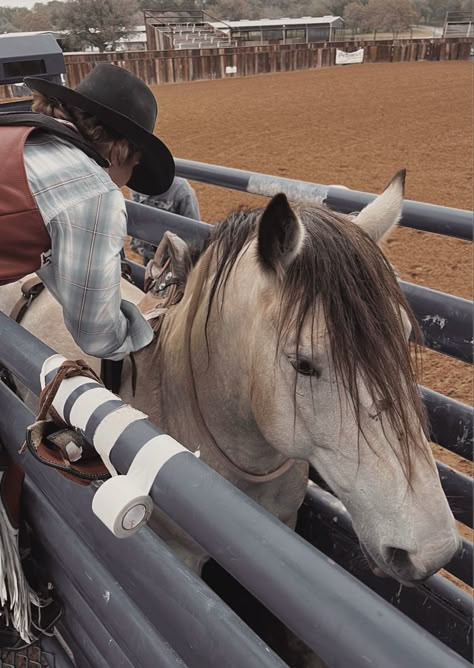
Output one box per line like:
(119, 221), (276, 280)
(1, 37), (471, 98)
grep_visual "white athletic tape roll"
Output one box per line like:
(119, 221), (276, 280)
(92, 435), (187, 537)
(92, 476), (154, 538)
(40, 354), (65, 388)
(92, 405), (148, 476)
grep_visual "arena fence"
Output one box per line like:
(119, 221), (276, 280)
(0, 37), (471, 98)
(0, 162), (472, 667)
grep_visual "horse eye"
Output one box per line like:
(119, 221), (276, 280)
(291, 358), (321, 378)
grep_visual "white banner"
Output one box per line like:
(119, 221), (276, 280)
(335, 48), (365, 65)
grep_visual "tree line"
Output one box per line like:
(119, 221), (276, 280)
(0, 1), (471, 51)
(343, 0), (472, 36)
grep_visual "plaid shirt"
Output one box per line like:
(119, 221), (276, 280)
(24, 129), (153, 360)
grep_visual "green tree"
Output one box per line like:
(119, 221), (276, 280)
(414, 0), (470, 26)
(205, 0), (254, 20)
(203, 0), (334, 20)
(59, 0), (140, 51)
(0, 2), (73, 34)
(290, 1), (333, 17)
(137, 0), (203, 11)
(16, 4), (51, 31)
(44, 1), (69, 28)
(0, 7), (32, 32)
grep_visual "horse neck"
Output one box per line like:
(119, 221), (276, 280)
(153, 250), (290, 476)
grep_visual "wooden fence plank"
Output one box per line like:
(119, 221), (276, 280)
(0, 38), (471, 100)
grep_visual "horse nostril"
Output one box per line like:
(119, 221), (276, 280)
(381, 546), (414, 572)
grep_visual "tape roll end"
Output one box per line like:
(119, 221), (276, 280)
(92, 476), (154, 538)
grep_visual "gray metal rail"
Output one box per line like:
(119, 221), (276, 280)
(420, 386), (473, 461)
(174, 158), (473, 240)
(401, 281), (473, 364)
(25, 481), (187, 668)
(299, 485), (473, 661)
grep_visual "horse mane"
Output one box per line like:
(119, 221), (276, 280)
(197, 203), (427, 481)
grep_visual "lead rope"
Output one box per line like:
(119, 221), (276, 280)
(183, 249), (296, 484)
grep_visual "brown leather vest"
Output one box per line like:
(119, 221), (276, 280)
(0, 126), (52, 286)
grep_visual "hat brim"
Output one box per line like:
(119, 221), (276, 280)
(24, 76), (175, 196)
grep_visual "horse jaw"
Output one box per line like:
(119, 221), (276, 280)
(354, 169), (406, 243)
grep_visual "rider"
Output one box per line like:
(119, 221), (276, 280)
(0, 64), (175, 360)
(130, 178), (201, 265)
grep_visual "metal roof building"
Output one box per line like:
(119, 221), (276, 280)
(144, 11), (344, 50)
(209, 16), (344, 45)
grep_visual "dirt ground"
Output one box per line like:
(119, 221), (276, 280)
(129, 61), (473, 484)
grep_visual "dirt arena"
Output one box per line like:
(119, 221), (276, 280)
(129, 62), (473, 473)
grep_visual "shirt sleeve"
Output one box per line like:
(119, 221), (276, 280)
(177, 183), (201, 221)
(37, 188), (153, 360)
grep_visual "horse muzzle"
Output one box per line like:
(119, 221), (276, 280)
(360, 533), (462, 587)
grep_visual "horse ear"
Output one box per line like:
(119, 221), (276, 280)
(354, 169), (406, 244)
(258, 194), (305, 274)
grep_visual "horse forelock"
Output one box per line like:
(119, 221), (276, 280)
(198, 204), (427, 481)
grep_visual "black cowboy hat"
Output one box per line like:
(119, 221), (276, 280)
(24, 64), (174, 196)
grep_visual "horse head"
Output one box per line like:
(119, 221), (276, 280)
(182, 170), (460, 585)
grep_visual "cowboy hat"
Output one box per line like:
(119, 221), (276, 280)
(24, 64), (174, 196)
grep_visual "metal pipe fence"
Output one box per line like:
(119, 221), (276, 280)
(173, 158), (473, 240)
(0, 315), (469, 668)
(0, 380), (287, 668)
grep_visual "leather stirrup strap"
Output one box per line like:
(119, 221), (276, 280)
(9, 277), (45, 323)
(22, 360), (111, 486)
